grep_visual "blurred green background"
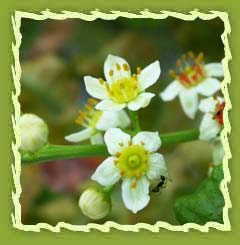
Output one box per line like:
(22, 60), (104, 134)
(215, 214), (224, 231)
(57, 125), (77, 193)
(19, 17), (224, 225)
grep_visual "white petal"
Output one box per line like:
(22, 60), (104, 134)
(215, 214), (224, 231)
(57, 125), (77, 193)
(128, 92), (155, 111)
(104, 128), (131, 155)
(196, 78), (221, 96)
(91, 157), (120, 186)
(95, 100), (126, 111)
(104, 54), (131, 83)
(116, 110), (131, 129)
(96, 110), (130, 131)
(205, 63), (224, 77)
(199, 97), (218, 113)
(160, 80), (183, 101)
(217, 96), (225, 104)
(147, 153), (168, 180)
(121, 176), (150, 213)
(96, 111), (121, 131)
(65, 128), (94, 143)
(132, 131), (161, 152)
(90, 133), (104, 144)
(138, 60), (161, 91)
(199, 113), (221, 141)
(179, 89), (199, 119)
(212, 140), (224, 166)
(84, 76), (109, 100)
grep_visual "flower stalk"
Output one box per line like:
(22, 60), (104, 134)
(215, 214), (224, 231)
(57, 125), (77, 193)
(127, 109), (141, 133)
(103, 184), (115, 195)
(21, 129), (199, 165)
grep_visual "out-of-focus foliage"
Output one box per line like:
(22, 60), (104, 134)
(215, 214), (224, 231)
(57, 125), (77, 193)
(174, 164), (224, 224)
(19, 17), (224, 225)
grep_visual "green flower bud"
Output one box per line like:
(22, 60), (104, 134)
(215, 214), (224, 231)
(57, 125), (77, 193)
(20, 113), (49, 153)
(79, 188), (111, 220)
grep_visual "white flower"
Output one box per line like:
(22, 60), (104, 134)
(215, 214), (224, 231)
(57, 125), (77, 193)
(208, 140), (224, 176)
(84, 54), (161, 111)
(199, 96), (225, 141)
(79, 188), (111, 220)
(20, 113), (48, 153)
(65, 98), (130, 144)
(160, 52), (223, 119)
(212, 140), (224, 166)
(91, 128), (168, 213)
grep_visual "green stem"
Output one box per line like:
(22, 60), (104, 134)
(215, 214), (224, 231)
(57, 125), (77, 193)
(21, 144), (108, 165)
(21, 129), (199, 165)
(160, 128), (200, 146)
(103, 185), (115, 194)
(127, 109), (141, 133)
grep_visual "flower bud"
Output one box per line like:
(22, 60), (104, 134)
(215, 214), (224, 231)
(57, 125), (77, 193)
(79, 188), (111, 220)
(20, 113), (49, 153)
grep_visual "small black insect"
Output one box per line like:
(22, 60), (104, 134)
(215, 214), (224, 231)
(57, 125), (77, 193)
(151, 175), (169, 193)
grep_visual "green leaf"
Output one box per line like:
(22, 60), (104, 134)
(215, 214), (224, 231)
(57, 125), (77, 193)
(173, 164), (224, 225)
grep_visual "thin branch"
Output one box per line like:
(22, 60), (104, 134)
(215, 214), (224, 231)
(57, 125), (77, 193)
(21, 129), (199, 165)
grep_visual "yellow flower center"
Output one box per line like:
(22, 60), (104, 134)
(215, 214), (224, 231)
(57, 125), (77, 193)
(98, 63), (142, 103)
(75, 98), (102, 128)
(115, 144), (149, 178)
(108, 77), (139, 103)
(169, 52), (206, 88)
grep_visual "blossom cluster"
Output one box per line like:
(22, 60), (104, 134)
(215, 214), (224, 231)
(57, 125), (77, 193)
(160, 52), (225, 166)
(19, 53), (224, 220)
(63, 53), (224, 219)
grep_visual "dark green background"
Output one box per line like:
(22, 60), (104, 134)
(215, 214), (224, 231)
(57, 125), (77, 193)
(1, 0), (238, 243)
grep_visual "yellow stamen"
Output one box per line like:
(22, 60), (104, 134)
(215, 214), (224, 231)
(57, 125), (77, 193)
(132, 74), (137, 80)
(176, 59), (182, 68)
(116, 63), (121, 71)
(115, 152), (121, 158)
(133, 85), (138, 90)
(109, 90), (115, 96)
(123, 63), (129, 71)
(120, 171), (125, 177)
(114, 160), (119, 165)
(119, 142), (124, 147)
(98, 78), (104, 85)
(196, 52), (204, 64)
(75, 117), (84, 125)
(137, 67), (141, 74)
(188, 51), (195, 59)
(88, 98), (97, 105)
(131, 182), (137, 189)
(105, 84), (110, 93)
(79, 110), (87, 117)
(120, 83), (125, 89)
(182, 54), (187, 61)
(128, 140), (132, 146)
(140, 141), (145, 145)
(135, 171), (142, 178)
(169, 69), (176, 78)
(109, 69), (114, 77)
(85, 104), (92, 111)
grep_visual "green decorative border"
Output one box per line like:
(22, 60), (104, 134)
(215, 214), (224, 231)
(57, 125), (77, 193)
(11, 10), (231, 232)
